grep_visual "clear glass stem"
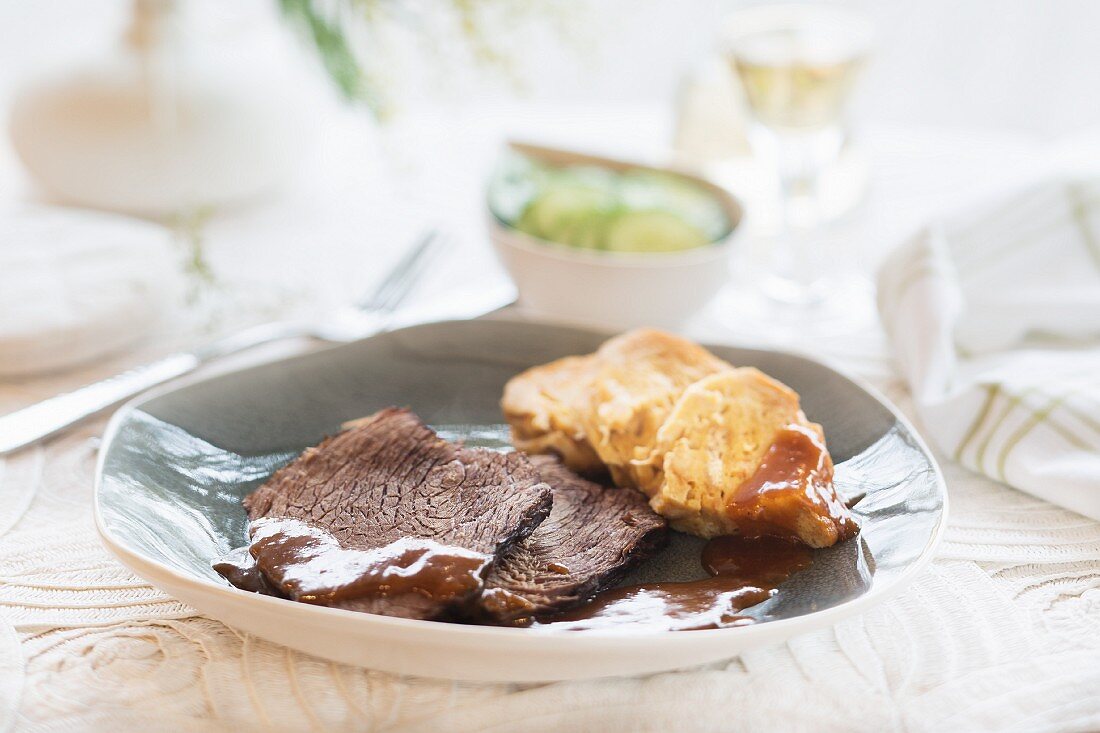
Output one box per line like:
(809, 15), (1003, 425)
(754, 123), (844, 306)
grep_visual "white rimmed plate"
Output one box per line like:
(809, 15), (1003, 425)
(95, 319), (945, 682)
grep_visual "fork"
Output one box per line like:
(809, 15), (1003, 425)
(0, 229), (448, 456)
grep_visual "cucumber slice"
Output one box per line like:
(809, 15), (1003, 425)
(603, 210), (710, 253)
(514, 205), (545, 239)
(619, 171), (730, 241)
(556, 211), (610, 250)
(516, 185), (615, 244)
(571, 222), (608, 250)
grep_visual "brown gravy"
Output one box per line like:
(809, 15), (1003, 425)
(538, 535), (812, 631)
(212, 546), (282, 597)
(242, 517), (491, 605)
(726, 424), (858, 543)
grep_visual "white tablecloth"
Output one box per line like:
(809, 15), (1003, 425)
(2, 112), (1099, 732)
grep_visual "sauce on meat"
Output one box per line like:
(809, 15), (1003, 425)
(239, 517), (491, 605)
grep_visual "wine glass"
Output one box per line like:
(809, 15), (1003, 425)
(722, 4), (874, 321)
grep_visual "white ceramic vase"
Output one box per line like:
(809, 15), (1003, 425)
(9, 0), (314, 216)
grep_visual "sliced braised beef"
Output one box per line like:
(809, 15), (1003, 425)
(476, 455), (668, 624)
(234, 407), (553, 620)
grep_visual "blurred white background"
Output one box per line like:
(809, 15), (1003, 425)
(2, 0), (1099, 139)
(3, 0), (1088, 351)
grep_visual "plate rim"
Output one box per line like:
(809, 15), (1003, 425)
(93, 318), (949, 645)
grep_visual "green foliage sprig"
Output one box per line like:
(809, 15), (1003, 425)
(277, 0), (384, 113)
(276, 0), (563, 116)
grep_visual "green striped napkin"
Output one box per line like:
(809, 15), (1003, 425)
(878, 179), (1100, 519)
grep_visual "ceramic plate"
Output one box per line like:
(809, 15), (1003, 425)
(95, 319), (946, 682)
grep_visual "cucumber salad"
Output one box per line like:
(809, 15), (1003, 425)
(489, 152), (731, 253)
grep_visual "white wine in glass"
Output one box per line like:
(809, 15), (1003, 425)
(734, 53), (864, 131)
(724, 4), (873, 310)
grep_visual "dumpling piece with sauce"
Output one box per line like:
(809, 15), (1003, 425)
(642, 368), (858, 547)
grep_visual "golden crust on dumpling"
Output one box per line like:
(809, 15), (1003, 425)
(580, 329), (733, 489)
(501, 354), (605, 475)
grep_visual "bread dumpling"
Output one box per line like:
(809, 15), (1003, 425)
(501, 354), (605, 476)
(501, 329), (858, 549)
(580, 329), (733, 489)
(644, 368), (858, 547)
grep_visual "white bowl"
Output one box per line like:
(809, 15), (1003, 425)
(489, 143), (743, 329)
